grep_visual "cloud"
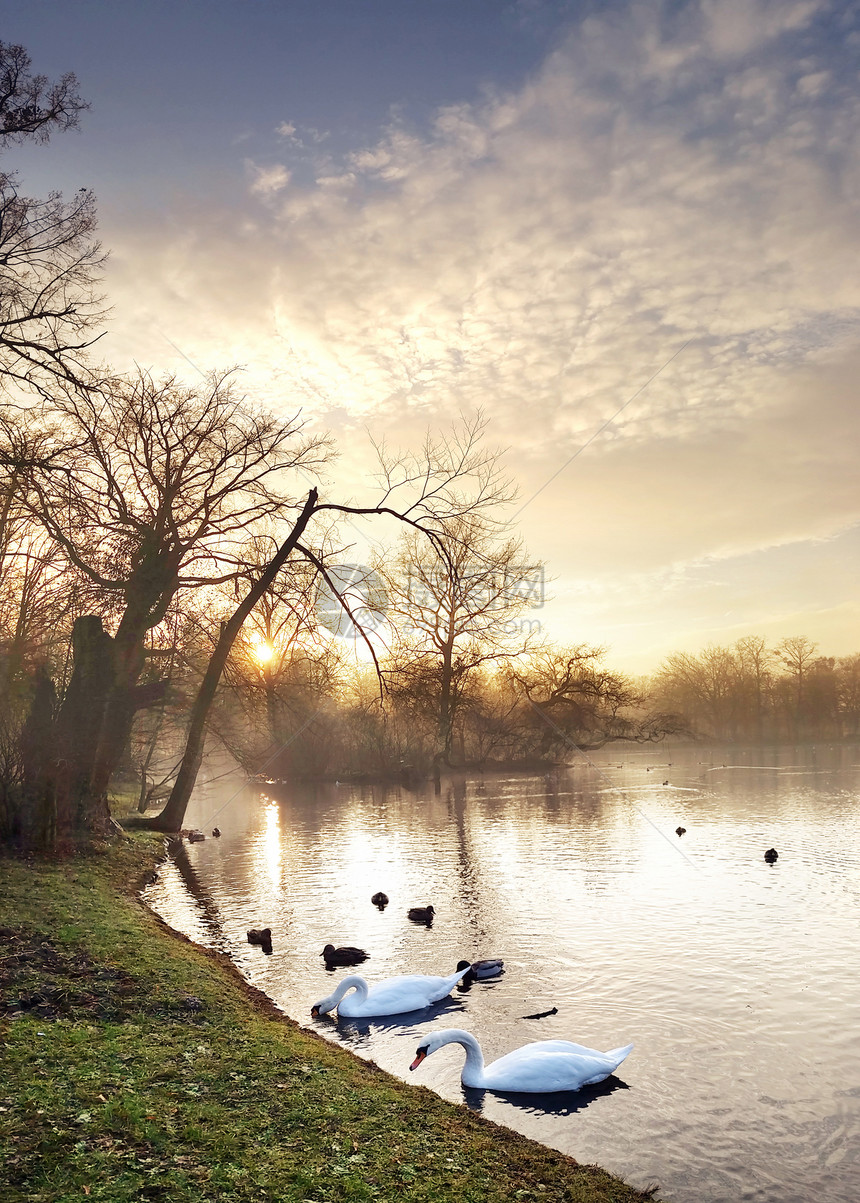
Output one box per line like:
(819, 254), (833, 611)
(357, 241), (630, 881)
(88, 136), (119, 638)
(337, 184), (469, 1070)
(246, 160), (291, 197)
(699, 0), (821, 58)
(519, 348), (860, 576)
(102, 0), (860, 663)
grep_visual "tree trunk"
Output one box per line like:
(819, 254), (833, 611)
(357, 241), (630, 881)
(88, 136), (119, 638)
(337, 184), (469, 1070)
(150, 488), (318, 832)
(17, 611), (170, 847)
(20, 615), (117, 845)
(438, 641), (455, 764)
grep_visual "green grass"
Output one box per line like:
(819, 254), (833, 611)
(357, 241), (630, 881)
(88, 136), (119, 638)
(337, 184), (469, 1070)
(0, 831), (660, 1203)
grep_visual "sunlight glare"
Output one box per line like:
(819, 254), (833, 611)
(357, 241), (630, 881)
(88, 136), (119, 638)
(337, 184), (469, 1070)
(262, 795), (282, 889)
(250, 634), (275, 666)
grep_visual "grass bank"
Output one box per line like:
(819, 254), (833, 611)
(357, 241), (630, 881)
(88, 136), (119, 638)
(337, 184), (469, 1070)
(0, 832), (659, 1203)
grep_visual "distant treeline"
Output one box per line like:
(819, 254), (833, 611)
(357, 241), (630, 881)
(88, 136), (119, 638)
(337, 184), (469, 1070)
(197, 633), (860, 782)
(645, 635), (860, 745)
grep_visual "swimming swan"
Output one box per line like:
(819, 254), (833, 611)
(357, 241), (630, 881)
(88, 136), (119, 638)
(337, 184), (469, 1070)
(409, 1028), (633, 1092)
(311, 965), (470, 1018)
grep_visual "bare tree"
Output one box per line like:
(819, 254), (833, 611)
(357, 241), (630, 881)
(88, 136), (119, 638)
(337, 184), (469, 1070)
(318, 411), (518, 541)
(14, 369), (330, 843)
(1, 413), (88, 842)
(1, 42), (88, 146)
(155, 415), (535, 828)
(773, 635), (819, 736)
(377, 514), (542, 765)
(836, 654), (860, 738)
(5, 399), (565, 840)
(1, 415), (87, 675)
(734, 635), (772, 742)
(506, 644), (673, 758)
(0, 41), (105, 398)
(151, 488), (321, 832)
(651, 645), (740, 740)
(213, 541), (340, 776)
(648, 634), (859, 742)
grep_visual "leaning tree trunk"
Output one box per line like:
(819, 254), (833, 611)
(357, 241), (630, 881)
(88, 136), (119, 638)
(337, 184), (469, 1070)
(150, 488), (318, 832)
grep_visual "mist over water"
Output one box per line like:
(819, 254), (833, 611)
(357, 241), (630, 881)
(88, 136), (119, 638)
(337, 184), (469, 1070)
(144, 743), (860, 1203)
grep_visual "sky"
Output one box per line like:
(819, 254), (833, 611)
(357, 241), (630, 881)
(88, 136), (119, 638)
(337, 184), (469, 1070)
(4, 0), (859, 674)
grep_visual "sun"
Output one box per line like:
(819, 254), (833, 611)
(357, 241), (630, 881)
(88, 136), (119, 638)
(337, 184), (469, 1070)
(250, 634), (275, 666)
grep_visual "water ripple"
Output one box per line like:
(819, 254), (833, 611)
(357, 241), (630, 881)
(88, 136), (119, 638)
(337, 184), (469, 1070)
(144, 743), (860, 1203)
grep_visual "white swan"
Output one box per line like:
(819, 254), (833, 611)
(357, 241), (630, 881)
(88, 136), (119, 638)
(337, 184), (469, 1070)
(409, 1028), (633, 1092)
(311, 965), (470, 1018)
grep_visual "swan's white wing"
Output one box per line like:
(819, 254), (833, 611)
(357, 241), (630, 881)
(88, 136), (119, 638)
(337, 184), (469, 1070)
(504, 1040), (601, 1057)
(378, 972), (455, 998)
(482, 1044), (631, 1093)
(338, 976), (438, 1015)
(337, 969), (466, 1016)
(369, 974), (430, 990)
(504, 1039), (633, 1063)
(398, 968), (468, 1003)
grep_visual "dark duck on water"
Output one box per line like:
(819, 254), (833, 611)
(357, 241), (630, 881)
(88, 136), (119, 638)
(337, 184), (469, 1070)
(407, 905), (435, 924)
(321, 944), (369, 967)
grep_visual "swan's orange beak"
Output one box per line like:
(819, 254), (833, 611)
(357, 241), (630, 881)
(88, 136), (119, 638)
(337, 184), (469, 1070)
(410, 1050), (427, 1071)
(311, 1005), (320, 1017)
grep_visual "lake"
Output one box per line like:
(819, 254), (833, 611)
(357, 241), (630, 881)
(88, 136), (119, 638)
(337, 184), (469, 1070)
(143, 742), (860, 1202)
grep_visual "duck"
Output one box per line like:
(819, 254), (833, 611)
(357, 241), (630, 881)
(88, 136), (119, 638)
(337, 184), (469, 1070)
(409, 1028), (634, 1093)
(321, 944), (368, 967)
(457, 958), (504, 980)
(407, 905), (435, 923)
(311, 964), (470, 1018)
(764, 848), (779, 863)
(247, 928), (273, 953)
(676, 826), (686, 837)
(371, 892), (389, 908)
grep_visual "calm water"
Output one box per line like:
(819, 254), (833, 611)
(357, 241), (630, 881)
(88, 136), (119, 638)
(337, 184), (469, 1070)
(143, 743), (860, 1202)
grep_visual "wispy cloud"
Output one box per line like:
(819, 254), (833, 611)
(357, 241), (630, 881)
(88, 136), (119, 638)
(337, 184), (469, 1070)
(246, 160), (291, 197)
(102, 0), (860, 665)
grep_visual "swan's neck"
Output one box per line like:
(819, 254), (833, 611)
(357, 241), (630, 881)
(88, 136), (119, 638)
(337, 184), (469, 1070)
(443, 1030), (485, 1085)
(334, 975), (367, 1004)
